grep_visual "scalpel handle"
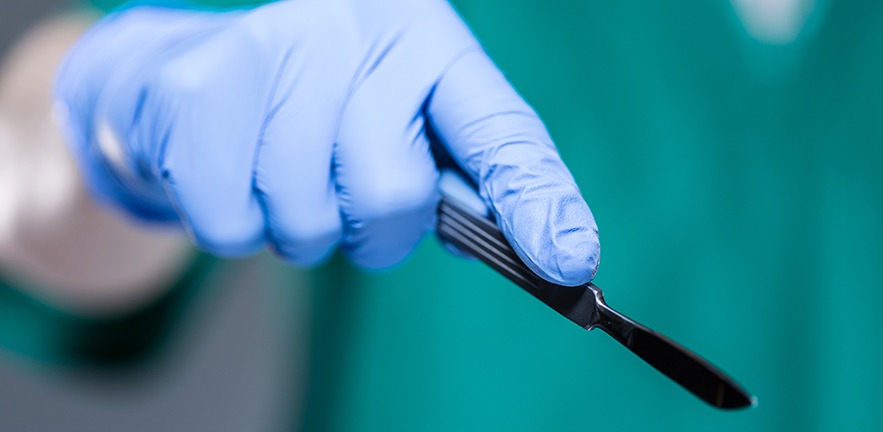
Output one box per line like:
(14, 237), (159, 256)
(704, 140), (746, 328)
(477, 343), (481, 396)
(437, 197), (599, 328)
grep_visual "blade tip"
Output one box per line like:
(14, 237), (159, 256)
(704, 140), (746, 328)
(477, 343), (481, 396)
(717, 394), (758, 410)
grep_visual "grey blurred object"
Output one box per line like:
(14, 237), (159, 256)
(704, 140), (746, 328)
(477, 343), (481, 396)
(0, 258), (308, 432)
(0, 0), (68, 59)
(0, 2), (308, 430)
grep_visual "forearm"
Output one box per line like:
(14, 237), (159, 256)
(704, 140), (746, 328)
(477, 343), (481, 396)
(0, 12), (194, 317)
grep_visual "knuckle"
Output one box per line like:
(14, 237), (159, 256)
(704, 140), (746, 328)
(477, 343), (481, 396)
(268, 216), (341, 265)
(242, 1), (345, 45)
(340, 179), (437, 269)
(351, 175), (438, 222)
(165, 169), (265, 256)
(189, 217), (264, 257)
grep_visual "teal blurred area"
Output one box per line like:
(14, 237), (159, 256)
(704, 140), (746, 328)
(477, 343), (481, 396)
(0, 0), (881, 431)
(304, 1), (883, 430)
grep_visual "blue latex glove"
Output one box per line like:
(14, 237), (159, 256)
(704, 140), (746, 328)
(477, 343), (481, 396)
(55, 0), (600, 285)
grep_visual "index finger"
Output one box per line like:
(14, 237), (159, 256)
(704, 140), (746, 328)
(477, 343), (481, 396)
(427, 49), (599, 286)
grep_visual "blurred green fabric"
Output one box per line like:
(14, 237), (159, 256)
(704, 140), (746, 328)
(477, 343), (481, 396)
(8, 0), (883, 430)
(310, 1), (883, 430)
(302, 2), (883, 430)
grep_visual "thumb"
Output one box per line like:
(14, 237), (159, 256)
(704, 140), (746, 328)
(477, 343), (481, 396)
(427, 50), (599, 286)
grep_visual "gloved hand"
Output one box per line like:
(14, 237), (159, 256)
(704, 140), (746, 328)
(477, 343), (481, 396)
(55, 0), (600, 285)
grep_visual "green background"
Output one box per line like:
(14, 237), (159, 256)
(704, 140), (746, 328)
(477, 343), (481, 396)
(9, 0), (883, 430)
(301, 1), (883, 430)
